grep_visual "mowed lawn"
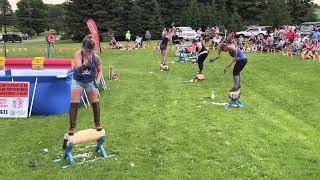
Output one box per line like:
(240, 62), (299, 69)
(0, 40), (319, 179)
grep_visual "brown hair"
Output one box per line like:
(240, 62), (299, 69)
(82, 34), (95, 49)
(218, 43), (228, 55)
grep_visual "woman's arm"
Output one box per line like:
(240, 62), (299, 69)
(74, 50), (90, 71)
(95, 54), (103, 81)
(225, 45), (238, 68)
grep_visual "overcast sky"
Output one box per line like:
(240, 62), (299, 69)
(9, 0), (65, 10)
(8, 0), (320, 10)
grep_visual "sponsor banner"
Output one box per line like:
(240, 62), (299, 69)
(86, 19), (101, 51)
(0, 82), (29, 118)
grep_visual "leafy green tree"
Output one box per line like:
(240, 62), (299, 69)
(262, 0), (291, 28)
(47, 4), (65, 34)
(0, 0), (14, 33)
(287, 0), (317, 24)
(64, 0), (108, 40)
(16, 0), (48, 35)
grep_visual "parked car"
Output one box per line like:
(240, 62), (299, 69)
(176, 27), (201, 40)
(300, 22), (320, 36)
(236, 26), (272, 37)
(21, 34), (29, 40)
(2, 34), (23, 43)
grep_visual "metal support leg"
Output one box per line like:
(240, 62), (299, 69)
(96, 136), (107, 157)
(63, 143), (75, 165)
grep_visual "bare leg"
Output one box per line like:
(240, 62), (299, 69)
(69, 89), (82, 135)
(87, 90), (102, 130)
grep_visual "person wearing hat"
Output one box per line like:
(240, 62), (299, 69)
(193, 38), (208, 80)
(218, 43), (247, 92)
(68, 34), (103, 135)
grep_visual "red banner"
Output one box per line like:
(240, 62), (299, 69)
(86, 19), (100, 52)
(0, 82), (29, 98)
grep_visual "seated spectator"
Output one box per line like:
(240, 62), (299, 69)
(301, 46), (314, 60)
(212, 35), (222, 49)
(110, 37), (123, 49)
(135, 36), (143, 48)
(249, 34), (256, 44)
(172, 33), (180, 44)
(238, 35), (245, 46)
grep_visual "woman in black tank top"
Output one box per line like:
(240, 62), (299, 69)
(160, 29), (173, 67)
(193, 39), (208, 75)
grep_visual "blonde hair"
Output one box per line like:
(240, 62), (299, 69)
(82, 34), (95, 49)
(218, 43), (228, 55)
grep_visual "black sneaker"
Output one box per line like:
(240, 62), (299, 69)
(229, 87), (239, 92)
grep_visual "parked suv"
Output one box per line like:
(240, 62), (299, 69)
(2, 34), (23, 43)
(176, 27), (201, 40)
(300, 22), (320, 36)
(236, 26), (272, 37)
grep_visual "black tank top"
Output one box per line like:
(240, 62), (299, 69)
(196, 43), (207, 53)
(161, 37), (169, 45)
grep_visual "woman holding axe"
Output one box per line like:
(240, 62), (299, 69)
(218, 43), (247, 92)
(68, 34), (103, 135)
(160, 29), (174, 70)
(193, 38), (209, 80)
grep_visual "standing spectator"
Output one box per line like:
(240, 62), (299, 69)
(273, 28), (279, 41)
(287, 29), (295, 44)
(145, 30), (152, 46)
(125, 30), (131, 49)
(311, 29), (319, 41)
(215, 26), (220, 35)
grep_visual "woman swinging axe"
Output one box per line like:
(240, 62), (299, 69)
(218, 43), (248, 92)
(193, 38), (209, 80)
(68, 34), (103, 135)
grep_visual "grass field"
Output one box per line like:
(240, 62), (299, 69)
(0, 41), (320, 179)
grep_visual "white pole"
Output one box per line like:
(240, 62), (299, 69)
(101, 75), (107, 90)
(83, 90), (90, 108)
(81, 96), (87, 108)
(28, 77), (38, 118)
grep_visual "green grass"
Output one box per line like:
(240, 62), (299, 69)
(0, 41), (320, 179)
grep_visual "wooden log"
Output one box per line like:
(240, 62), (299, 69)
(64, 129), (106, 145)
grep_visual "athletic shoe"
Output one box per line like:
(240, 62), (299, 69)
(68, 127), (77, 135)
(95, 122), (103, 131)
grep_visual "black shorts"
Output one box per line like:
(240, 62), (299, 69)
(160, 43), (167, 50)
(233, 59), (247, 76)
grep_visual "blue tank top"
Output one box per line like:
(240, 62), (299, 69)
(229, 47), (246, 60)
(73, 50), (97, 82)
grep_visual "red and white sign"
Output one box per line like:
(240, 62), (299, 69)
(86, 19), (101, 51)
(46, 34), (56, 43)
(0, 82), (29, 118)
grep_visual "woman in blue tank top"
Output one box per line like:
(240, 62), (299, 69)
(68, 34), (103, 135)
(218, 43), (248, 92)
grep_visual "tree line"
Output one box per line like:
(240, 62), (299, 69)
(0, 0), (318, 41)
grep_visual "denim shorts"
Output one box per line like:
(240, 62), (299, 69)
(71, 79), (97, 92)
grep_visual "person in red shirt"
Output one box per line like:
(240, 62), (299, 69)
(287, 29), (295, 44)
